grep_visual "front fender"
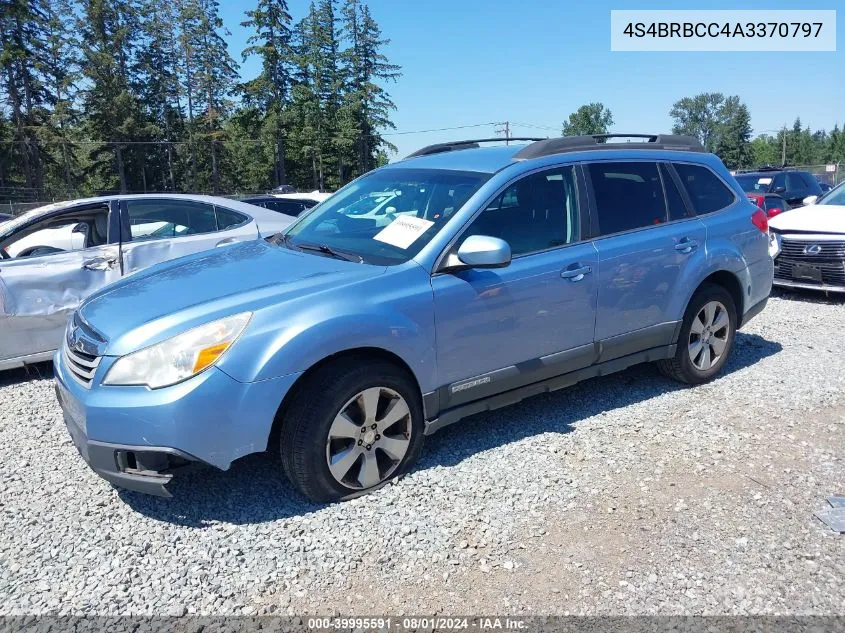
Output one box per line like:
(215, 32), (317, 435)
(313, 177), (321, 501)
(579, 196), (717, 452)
(217, 265), (438, 390)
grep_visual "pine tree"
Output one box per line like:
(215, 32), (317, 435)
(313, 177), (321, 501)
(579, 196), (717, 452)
(79, 0), (148, 193)
(713, 96), (752, 169)
(241, 0), (294, 186)
(340, 0), (399, 175)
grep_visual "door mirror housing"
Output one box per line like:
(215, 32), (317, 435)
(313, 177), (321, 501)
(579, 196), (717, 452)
(445, 235), (511, 271)
(773, 185), (786, 194)
(802, 195), (818, 206)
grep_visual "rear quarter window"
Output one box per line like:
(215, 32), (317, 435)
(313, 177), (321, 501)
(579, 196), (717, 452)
(674, 164), (736, 215)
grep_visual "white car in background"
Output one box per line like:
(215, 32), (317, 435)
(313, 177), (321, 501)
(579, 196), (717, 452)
(0, 194), (294, 371)
(273, 190), (333, 204)
(769, 181), (845, 293)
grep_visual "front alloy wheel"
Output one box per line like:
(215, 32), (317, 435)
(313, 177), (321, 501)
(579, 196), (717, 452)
(326, 387), (412, 490)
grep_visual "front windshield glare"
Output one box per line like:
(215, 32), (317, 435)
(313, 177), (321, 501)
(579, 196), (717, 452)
(283, 168), (489, 265)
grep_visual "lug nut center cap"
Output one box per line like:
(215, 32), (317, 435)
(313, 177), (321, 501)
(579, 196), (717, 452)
(363, 430), (377, 445)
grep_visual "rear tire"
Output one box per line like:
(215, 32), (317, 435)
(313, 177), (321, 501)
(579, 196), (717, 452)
(279, 357), (424, 503)
(657, 283), (737, 385)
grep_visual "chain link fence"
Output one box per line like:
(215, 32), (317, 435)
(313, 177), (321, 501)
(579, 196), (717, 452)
(789, 163), (843, 188)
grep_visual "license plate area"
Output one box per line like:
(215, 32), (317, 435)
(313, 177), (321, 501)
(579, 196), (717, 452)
(792, 263), (823, 283)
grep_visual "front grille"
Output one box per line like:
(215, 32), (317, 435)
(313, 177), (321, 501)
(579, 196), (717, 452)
(775, 259), (845, 287)
(780, 238), (845, 260)
(63, 341), (101, 388)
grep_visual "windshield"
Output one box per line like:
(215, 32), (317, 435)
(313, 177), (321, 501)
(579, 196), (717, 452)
(735, 174), (773, 193)
(818, 183), (845, 206)
(282, 168), (490, 265)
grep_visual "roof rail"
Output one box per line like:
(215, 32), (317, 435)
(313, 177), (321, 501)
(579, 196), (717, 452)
(405, 137), (546, 159)
(513, 134), (705, 160)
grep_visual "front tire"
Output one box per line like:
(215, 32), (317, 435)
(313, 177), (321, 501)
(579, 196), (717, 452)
(657, 283), (737, 385)
(279, 357), (425, 502)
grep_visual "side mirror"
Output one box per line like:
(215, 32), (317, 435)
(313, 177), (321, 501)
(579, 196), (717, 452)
(71, 222), (89, 234)
(773, 185), (786, 194)
(802, 195), (818, 206)
(452, 235), (511, 269)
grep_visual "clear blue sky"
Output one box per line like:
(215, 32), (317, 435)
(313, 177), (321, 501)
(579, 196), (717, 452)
(220, 0), (844, 159)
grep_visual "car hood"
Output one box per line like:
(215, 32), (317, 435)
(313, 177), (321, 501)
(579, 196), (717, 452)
(79, 240), (386, 355)
(770, 204), (845, 234)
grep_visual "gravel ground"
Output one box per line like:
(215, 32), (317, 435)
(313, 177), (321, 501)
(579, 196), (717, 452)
(0, 290), (843, 616)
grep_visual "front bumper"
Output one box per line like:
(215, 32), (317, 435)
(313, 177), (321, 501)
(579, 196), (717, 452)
(58, 387), (196, 497)
(54, 349), (301, 496)
(773, 277), (845, 293)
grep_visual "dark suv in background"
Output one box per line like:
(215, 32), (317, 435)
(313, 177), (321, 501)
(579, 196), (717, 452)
(735, 167), (823, 208)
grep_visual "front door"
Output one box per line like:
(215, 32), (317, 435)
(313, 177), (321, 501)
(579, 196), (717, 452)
(431, 165), (598, 409)
(0, 203), (120, 363)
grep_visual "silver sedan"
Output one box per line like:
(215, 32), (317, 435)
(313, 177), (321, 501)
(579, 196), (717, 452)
(0, 194), (294, 371)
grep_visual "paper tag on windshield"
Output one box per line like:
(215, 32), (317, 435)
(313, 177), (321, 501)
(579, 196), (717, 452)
(758, 177), (773, 185)
(373, 215), (434, 249)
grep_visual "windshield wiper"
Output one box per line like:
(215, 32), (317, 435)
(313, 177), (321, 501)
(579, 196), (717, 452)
(295, 241), (364, 263)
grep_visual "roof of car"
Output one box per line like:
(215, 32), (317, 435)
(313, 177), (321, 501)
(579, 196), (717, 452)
(384, 142), (716, 175)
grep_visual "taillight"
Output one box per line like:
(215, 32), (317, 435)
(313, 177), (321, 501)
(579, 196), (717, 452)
(748, 194), (765, 210)
(766, 207), (783, 218)
(751, 208), (768, 233)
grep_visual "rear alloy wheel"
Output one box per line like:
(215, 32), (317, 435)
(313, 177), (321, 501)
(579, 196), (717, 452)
(280, 357), (424, 502)
(657, 283), (736, 385)
(687, 300), (730, 371)
(326, 387), (412, 490)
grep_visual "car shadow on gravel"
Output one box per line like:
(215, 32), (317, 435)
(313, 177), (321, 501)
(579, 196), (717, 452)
(771, 287), (845, 305)
(119, 332), (782, 527)
(0, 361), (54, 387)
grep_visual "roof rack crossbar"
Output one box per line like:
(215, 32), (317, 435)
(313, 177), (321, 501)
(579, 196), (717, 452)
(513, 134), (705, 160)
(405, 137), (546, 159)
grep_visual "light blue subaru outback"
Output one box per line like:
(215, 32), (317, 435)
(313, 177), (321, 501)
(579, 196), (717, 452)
(55, 134), (774, 502)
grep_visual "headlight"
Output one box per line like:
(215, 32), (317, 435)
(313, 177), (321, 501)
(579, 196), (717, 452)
(768, 232), (782, 258)
(103, 313), (252, 388)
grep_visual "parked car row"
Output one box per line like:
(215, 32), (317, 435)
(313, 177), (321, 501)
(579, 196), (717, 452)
(48, 134), (775, 502)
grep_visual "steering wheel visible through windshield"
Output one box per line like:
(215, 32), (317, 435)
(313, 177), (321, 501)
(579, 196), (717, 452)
(281, 168), (490, 265)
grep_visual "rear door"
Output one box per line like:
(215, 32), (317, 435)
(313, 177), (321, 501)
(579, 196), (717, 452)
(0, 202), (121, 363)
(119, 198), (257, 276)
(587, 160), (707, 361)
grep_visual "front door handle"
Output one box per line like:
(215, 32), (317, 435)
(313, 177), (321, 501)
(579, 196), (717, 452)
(216, 237), (238, 248)
(560, 265), (592, 282)
(674, 238), (699, 254)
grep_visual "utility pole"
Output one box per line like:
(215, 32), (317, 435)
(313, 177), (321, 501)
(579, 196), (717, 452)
(495, 121), (511, 144)
(781, 125), (787, 166)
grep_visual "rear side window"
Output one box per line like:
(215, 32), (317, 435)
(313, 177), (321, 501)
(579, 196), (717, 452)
(126, 199), (217, 241)
(661, 165), (689, 221)
(264, 200), (304, 216)
(216, 207), (248, 230)
(674, 164), (735, 215)
(588, 162), (666, 235)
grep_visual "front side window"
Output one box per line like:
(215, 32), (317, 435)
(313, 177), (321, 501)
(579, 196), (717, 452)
(126, 199), (218, 241)
(0, 206), (110, 259)
(674, 163), (736, 215)
(589, 161), (666, 235)
(463, 166), (580, 255)
(283, 168), (489, 265)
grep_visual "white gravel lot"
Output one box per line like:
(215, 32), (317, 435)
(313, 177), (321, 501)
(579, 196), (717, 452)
(0, 290), (843, 616)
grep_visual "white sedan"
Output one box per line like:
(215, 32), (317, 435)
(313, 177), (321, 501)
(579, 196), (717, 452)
(0, 194), (294, 371)
(769, 181), (845, 293)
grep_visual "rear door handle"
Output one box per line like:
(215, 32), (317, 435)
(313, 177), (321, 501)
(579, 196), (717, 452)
(560, 265), (592, 282)
(216, 237), (239, 248)
(675, 238), (699, 254)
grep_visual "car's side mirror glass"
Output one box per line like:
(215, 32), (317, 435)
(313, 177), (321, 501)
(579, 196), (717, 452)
(773, 185), (786, 194)
(443, 235), (511, 271)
